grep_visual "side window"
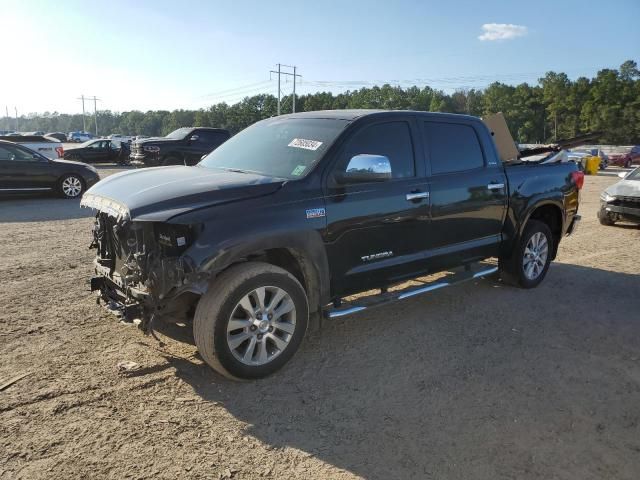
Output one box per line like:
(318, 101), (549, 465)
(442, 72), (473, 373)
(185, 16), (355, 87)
(0, 146), (14, 160)
(0, 145), (38, 161)
(424, 122), (484, 174)
(339, 121), (415, 179)
(197, 131), (227, 145)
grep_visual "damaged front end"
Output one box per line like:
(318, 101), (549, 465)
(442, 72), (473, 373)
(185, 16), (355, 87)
(82, 193), (205, 330)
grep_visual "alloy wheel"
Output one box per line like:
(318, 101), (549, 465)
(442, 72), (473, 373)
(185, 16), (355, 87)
(62, 176), (82, 198)
(522, 231), (549, 280)
(226, 286), (296, 366)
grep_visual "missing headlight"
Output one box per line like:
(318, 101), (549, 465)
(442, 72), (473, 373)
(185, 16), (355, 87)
(154, 224), (195, 256)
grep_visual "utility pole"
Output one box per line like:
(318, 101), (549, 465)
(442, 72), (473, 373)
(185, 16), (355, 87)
(78, 94), (86, 131)
(15, 107), (18, 131)
(5, 106), (9, 131)
(92, 96), (100, 136)
(293, 65), (297, 113)
(269, 64), (301, 115)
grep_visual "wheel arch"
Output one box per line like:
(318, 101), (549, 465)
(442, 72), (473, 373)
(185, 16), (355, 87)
(520, 201), (564, 259)
(193, 231), (331, 314)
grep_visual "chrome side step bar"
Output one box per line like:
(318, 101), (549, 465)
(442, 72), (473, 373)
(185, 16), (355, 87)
(324, 265), (498, 319)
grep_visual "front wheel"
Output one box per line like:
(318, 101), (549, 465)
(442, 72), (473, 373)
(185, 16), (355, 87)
(194, 262), (309, 380)
(598, 209), (616, 226)
(59, 174), (84, 199)
(499, 220), (553, 289)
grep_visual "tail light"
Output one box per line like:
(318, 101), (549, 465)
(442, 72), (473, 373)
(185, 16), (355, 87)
(55, 146), (64, 158)
(571, 171), (584, 190)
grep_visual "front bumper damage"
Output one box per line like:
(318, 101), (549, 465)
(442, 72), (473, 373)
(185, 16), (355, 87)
(81, 194), (206, 330)
(599, 201), (640, 224)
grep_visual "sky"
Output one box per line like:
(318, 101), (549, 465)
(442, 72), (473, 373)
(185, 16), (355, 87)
(0, 0), (638, 115)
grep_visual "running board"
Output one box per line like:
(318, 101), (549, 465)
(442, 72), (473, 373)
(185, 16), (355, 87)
(324, 265), (498, 319)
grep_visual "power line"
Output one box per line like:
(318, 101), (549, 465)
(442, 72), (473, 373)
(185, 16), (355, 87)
(200, 80), (273, 99)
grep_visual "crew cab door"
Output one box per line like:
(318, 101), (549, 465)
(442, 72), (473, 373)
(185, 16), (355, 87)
(323, 118), (430, 296)
(185, 130), (229, 165)
(82, 140), (111, 162)
(422, 120), (507, 267)
(0, 143), (55, 191)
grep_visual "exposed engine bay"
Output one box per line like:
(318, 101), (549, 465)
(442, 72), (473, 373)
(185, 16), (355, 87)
(88, 211), (202, 330)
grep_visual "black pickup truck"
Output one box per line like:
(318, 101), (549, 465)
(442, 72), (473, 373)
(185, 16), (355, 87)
(81, 110), (582, 380)
(129, 127), (230, 167)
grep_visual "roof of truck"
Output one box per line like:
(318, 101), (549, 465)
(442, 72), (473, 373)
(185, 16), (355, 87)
(279, 109), (478, 122)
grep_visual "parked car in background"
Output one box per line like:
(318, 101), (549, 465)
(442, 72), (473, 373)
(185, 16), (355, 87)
(64, 139), (126, 164)
(0, 135), (64, 159)
(68, 131), (94, 142)
(608, 146), (640, 168)
(82, 110), (582, 379)
(108, 134), (133, 144)
(45, 132), (68, 142)
(129, 127), (230, 167)
(24, 131), (45, 136)
(0, 140), (99, 198)
(599, 167), (640, 225)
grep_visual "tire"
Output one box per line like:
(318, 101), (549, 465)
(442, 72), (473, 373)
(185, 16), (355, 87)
(499, 220), (553, 289)
(59, 174), (84, 199)
(194, 262), (309, 380)
(598, 210), (615, 226)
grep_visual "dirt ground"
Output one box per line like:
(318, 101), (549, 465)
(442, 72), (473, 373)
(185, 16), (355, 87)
(1, 166), (639, 480)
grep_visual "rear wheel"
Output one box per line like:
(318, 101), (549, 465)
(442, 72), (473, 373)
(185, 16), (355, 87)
(59, 174), (84, 199)
(194, 262), (309, 380)
(499, 220), (553, 288)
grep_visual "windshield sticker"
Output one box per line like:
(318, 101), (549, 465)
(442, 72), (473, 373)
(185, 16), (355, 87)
(288, 138), (323, 151)
(291, 165), (306, 176)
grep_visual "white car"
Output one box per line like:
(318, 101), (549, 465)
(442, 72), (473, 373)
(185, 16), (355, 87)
(0, 135), (63, 159)
(108, 134), (133, 144)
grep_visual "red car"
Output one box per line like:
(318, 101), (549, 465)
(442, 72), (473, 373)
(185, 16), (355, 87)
(609, 145), (640, 168)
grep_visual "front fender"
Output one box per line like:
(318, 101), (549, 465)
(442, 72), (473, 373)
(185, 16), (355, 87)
(173, 186), (331, 310)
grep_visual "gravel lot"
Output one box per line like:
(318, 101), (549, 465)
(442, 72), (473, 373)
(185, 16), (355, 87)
(1, 166), (639, 480)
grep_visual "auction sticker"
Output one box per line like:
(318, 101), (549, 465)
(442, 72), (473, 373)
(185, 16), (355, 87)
(288, 138), (323, 151)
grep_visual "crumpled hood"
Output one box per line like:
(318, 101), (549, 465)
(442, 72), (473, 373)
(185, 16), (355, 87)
(606, 179), (640, 197)
(81, 165), (284, 221)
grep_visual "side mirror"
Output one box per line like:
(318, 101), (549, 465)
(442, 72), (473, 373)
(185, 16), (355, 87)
(618, 171), (628, 179)
(190, 135), (199, 142)
(335, 154), (392, 184)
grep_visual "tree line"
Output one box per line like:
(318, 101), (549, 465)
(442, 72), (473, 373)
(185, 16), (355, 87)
(3, 60), (638, 144)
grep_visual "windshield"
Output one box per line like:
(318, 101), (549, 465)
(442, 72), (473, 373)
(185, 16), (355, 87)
(625, 167), (640, 181)
(165, 127), (193, 140)
(199, 117), (348, 179)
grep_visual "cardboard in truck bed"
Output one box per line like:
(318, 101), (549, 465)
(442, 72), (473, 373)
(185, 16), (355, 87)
(482, 112), (520, 163)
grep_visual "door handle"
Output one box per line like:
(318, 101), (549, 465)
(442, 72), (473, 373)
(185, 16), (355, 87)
(487, 182), (505, 190)
(406, 191), (429, 201)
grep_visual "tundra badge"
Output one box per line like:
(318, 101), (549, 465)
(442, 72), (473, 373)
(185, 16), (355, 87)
(306, 208), (326, 219)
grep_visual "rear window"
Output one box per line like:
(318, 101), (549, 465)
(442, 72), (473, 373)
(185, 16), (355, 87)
(424, 122), (485, 174)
